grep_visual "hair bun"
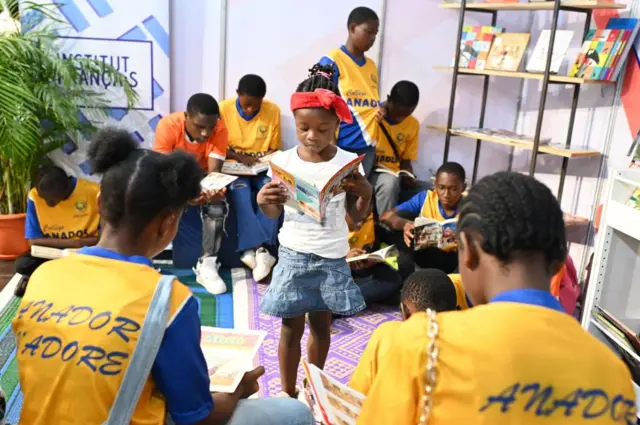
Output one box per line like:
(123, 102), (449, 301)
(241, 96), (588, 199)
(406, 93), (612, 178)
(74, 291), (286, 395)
(88, 128), (139, 174)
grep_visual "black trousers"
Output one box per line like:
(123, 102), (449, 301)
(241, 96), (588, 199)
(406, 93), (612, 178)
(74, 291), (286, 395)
(15, 254), (49, 277)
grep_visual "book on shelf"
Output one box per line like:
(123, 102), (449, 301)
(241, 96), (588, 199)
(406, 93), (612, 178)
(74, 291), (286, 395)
(200, 172), (238, 191)
(605, 18), (640, 81)
(414, 217), (457, 251)
(302, 360), (365, 425)
(452, 25), (504, 70)
(592, 307), (640, 382)
(30, 245), (77, 260)
(374, 166), (416, 180)
(485, 33), (531, 72)
(221, 151), (278, 176)
(452, 127), (551, 145)
(346, 245), (399, 264)
(625, 187), (640, 210)
(269, 155), (364, 224)
(526, 30), (574, 74)
(200, 327), (266, 393)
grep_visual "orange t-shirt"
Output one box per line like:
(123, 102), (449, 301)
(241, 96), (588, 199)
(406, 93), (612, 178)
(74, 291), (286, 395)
(153, 112), (228, 170)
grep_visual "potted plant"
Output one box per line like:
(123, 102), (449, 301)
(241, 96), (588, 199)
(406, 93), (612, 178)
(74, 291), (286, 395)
(0, 0), (137, 259)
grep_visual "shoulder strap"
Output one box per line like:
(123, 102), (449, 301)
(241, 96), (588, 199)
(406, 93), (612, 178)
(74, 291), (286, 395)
(102, 274), (175, 425)
(378, 121), (402, 164)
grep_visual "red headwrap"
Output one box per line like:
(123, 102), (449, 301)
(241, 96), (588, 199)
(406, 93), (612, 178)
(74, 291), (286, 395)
(290, 88), (353, 124)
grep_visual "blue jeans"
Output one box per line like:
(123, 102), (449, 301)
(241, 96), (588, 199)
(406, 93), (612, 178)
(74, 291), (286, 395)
(353, 263), (403, 305)
(226, 398), (314, 425)
(228, 175), (279, 252)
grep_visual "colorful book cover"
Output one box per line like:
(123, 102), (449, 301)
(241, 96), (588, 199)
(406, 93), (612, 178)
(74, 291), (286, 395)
(413, 217), (458, 251)
(453, 25), (503, 69)
(569, 30), (596, 77)
(605, 18), (640, 81)
(485, 33), (531, 72)
(589, 29), (619, 80)
(604, 30), (631, 80)
(200, 327), (266, 393)
(269, 154), (364, 224)
(600, 30), (626, 80)
(575, 29), (611, 78)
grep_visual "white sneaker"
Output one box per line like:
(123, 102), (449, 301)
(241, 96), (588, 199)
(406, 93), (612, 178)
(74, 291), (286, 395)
(252, 247), (276, 282)
(240, 249), (257, 270)
(194, 257), (227, 295)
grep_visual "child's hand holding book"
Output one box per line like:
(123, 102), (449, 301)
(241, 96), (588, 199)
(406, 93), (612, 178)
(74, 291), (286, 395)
(257, 182), (290, 206)
(403, 221), (415, 247)
(341, 172), (372, 200)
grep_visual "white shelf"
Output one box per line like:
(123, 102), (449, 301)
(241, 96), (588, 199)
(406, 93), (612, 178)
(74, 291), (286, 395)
(607, 201), (640, 242)
(591, 318), (640, 363)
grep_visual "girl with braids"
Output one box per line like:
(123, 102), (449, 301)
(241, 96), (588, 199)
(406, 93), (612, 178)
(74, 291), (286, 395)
(357, 172), (636, 425)
(258, 64), (372, 397)
(13, 129), (313, 425)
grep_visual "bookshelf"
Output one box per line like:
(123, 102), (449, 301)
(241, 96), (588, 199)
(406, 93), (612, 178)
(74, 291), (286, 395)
(437, 0), (624, 202)
(582, 169), (640, 416)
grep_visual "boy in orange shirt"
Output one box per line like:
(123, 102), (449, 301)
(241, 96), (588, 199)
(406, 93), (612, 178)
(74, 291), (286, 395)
(153, 93), (229, 295)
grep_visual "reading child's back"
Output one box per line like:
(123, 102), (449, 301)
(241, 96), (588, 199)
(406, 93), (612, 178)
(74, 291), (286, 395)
(269, 147), (361, 258)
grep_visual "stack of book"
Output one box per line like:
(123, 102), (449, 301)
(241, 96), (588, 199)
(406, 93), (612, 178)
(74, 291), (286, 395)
(570, 18), (640, 81)
(591, 306), (640, 382)
(452, 127), (551, 145)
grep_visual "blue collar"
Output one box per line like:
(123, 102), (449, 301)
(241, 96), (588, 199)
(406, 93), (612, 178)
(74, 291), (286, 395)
(236, 97), (259, 121)
(340, 45), (366, 67)
(490, 288), (564, 313)
(77, 246), (154, 267)
(438, 200), (459, 220)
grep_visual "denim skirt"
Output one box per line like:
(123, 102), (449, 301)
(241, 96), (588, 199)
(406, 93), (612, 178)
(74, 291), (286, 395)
(259, 246), (366, 318)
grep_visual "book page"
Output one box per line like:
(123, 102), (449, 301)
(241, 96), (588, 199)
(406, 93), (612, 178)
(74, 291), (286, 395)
(269, 161), (322, 222)
(201, 172), (238, 191)
(318, 155), (365, 221)
(303, 361), (365, 425)
(346, 245), (398, 263)
(200, 327), (266, 393)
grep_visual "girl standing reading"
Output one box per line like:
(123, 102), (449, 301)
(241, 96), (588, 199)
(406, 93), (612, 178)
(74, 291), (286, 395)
(258, 64), (372, 397)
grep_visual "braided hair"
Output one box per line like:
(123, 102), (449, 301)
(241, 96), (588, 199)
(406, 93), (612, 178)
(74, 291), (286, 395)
(296, 64), (341, 96)
(457, 171), (567, 268)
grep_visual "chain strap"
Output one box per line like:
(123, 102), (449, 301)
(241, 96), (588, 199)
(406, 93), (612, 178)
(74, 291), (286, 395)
(419, 308), (439, 425)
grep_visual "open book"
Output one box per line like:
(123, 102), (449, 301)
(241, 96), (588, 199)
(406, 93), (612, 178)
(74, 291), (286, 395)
(414, 217), (457, 251)
(200, 327), (266, 393)
(269, 155), (364, 224)
(347, 245), (398, 264)
(201, 172), (238, 191)
(302, 360), (365, 425)
(30, 245), (77, 260)
(374, 167), (416, 180)
(221, 152), (278, 176)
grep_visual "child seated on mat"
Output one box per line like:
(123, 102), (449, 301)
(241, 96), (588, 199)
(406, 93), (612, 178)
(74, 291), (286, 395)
(357, 171), (637, 424)
(257, 64), (372, 398)
(349, 269), (458, 396)
(220, 74), (281, 281)
(381, 161), (466, 277)
(14, 165), (100, 296)
(347, 211), (402, 305)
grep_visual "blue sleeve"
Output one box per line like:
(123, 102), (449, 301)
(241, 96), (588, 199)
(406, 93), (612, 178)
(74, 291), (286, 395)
(152, 296), (214, 425)
(318, 56), (340, 86)
(396, 191), (427, 216)
(24, 198), (43, 239)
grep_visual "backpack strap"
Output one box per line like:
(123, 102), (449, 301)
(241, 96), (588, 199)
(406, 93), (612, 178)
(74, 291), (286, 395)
(102, 274), (175, 425)
(378, 121), (402, 165)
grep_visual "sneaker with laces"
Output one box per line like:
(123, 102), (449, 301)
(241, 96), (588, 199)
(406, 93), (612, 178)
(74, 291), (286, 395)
(194, 256), (227, 295)
(252, 247), (276, 282)
(240, 249), (257, 270)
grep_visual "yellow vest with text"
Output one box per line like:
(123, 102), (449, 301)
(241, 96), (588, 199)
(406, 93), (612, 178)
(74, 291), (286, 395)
(219, 98), (281, 157)
(11, 254), (192, 425)
(357, 305), (637, 425)
(28, 179), (100, 239)
(325, 47), (380, 150)
(421, 190), (459, 252)
(377, 116), (420, 172)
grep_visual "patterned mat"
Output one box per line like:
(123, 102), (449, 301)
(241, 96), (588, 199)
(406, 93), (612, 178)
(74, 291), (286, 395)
(246, 279), (401, 397)
(0, 269), (235, 423)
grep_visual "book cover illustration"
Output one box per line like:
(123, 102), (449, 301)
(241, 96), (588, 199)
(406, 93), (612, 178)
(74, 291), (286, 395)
(571, 29), (613, 78)
(413, 217), (457, 251)
(221, 151), (278, 176)
(200, 327), (266, 393)
(200, 172), (238, 191)
(302, 360), (365, 425)
(269, 155), (364, 224)
(452, 25), (503, 70)
(606, 18), (640, 81)
(485, 33), (531, 72)
(625, 187), (640, 210)
(525, 29), (574, 74)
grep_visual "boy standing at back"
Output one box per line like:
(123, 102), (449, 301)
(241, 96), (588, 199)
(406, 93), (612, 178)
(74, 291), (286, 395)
(372, 80), (429, 215)
(319, 6), (380, 177)
(153, 93), (229, 295)
(219, 74), (281, 281)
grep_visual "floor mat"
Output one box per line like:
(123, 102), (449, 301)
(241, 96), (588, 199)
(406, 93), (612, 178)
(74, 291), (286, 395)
(246, 279), (401, 397)
(0, 269), (236, 423)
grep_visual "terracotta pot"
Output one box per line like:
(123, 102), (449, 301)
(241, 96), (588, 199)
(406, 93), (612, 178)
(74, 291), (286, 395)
(0, 213), (30, 260)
